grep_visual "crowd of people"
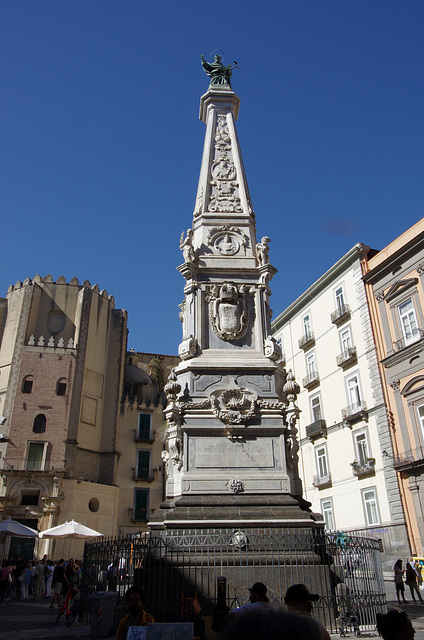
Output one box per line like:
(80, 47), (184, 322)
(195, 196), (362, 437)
(0, 555), (82, 605)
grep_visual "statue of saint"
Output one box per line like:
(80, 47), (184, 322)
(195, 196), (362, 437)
(201, 54), (237, 89)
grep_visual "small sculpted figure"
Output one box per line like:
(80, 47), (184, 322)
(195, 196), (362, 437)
(201, 54), (237, 88)
(256, 236), (271, 266)
(180, 229), (195, 263)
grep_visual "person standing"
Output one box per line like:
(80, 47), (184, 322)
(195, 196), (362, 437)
(35, 560), (45, 600)
(406, 562), (423, 604)
(0, 561), (13, 605)
(45, 560), (54, 598)
(20, 562), (32, 600)
(394, 559), (408, 605)
(49, 559), (67, 608)
(229, 582), (270, 619)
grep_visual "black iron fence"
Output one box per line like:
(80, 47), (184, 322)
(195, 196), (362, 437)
(81, 527), (386, 633)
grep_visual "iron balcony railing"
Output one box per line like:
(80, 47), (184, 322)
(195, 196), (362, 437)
(302, 370), (320, 389)
(133, 468), (155, 482)
(351, 457), (376, 477)
(298, 331), (315, 350)
(336, 347), (357, 368)
(1, 459), (66, 472)
(313, 473), (332, 488)
(342, 401), (368, 422)
(134, 429), (156, 443)
(393, 446), (424, 470)
(331, 303), (351, 325)
(393, 328), (424, 352)
(306, 419), (327, 439)
(128, 507), (154, 523)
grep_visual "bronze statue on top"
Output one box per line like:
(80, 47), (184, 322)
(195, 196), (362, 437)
(201, 54), (237, 89)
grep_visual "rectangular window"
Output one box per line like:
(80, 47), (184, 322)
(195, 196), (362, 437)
(134, 488), (149, 521)
(346, 373), (362, 410)
(306, 351), (316, 376)
(310, 395), (322, 422)
(137, 450), (151, 480)
(321, 499), (335, 530)
(138, 413), (152, 440)
(354, 430), (370, 464)
(21, 492), (40, 506)
(303, 313), (312, 335)
(362, 488), (380, 526)
(340, 327), (353, 352)
(26, 442), (46, 471)
(398, 299), (419, 345)
(315, 445), (329, 480)
(417, 404), (424, 438)
(335, 286), (345, 310)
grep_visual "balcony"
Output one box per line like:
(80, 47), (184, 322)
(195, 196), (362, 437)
(394, 328), (424, 352)
(134, 430), (155, 443)
(351, 457), (376, 477)
(1, 459), (66, 473)
(393, 446), (424, 472)
(313, 473), (332, 488)
(342, 401), (368, 424)
(128, 508), (154, 523)
(298, 331), (315, 350)
(302, 370), (320, 389)
(336, 347), (357, 368)
(133, 468), (155, 482)
(306, 419), (327, 440)
(331, 304), (351, 326)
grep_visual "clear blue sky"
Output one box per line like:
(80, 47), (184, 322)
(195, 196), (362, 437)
(2, 1), (423, 354)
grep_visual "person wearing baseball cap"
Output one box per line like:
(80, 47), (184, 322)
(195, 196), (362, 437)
(284, 583), (320, 616)
(228, 581), (269, 619)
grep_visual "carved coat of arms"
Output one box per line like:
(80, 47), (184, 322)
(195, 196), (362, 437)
(208, 283), (249, 341)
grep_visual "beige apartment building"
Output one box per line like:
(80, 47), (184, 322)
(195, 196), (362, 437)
(363, 218), (424, 556)
(0, 274), (178, 559)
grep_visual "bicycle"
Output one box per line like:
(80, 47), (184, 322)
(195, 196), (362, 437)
(55, 585), (81, 627)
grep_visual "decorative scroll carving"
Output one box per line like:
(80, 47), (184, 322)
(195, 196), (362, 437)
(207, 283), (250, 341)
(264, 335), (282, 361)
(207, 225), (249, 256)
(257, 399), (286, 410)
(178, 337), (198, 360)
(208, 114), (243, 213)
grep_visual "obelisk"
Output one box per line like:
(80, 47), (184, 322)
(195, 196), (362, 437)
(149, 55), (321, 531)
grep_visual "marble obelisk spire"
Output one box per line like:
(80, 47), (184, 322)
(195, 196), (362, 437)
(150, 56), (320, 530)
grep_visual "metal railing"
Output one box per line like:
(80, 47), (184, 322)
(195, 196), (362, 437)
(393, 328), (424, 352)
(342, 401), (367, 421)
(133, 468), (155, 482)
(336, 347), (357, 367)
(306, 419), (327, 439)
(1, 459), (65, 472)
(331, 304), (351, 325)
(351, 458), (376, 477)
(302, 370), (320, 388)
(298, 331), (315, 349)
(393, 446), (424, 469)
(128, 508), (155, 523)
(134, 430), (156, 443)
(313, 473), (332, 488)
(81, 528), (386, 633)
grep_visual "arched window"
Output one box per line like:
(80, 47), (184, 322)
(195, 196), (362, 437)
(56, 378), (67, 396)
(22, 375), (34, 394)
(33, 414), (46, 434)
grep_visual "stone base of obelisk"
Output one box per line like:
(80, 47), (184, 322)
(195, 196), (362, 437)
(149, 493), (323, 529)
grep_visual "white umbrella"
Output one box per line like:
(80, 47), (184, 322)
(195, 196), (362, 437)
(39, 519), (103, 539)
(0, 517), (38, 538)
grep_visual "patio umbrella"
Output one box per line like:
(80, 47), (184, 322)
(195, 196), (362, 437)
(0, 517), (38, 537)
(39, 519), (103, 539)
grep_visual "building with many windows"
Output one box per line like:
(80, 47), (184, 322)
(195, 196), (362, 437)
(272, 243), (410, 571)
(0, 275), (179, 558)
(363, 217), (424, 556)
